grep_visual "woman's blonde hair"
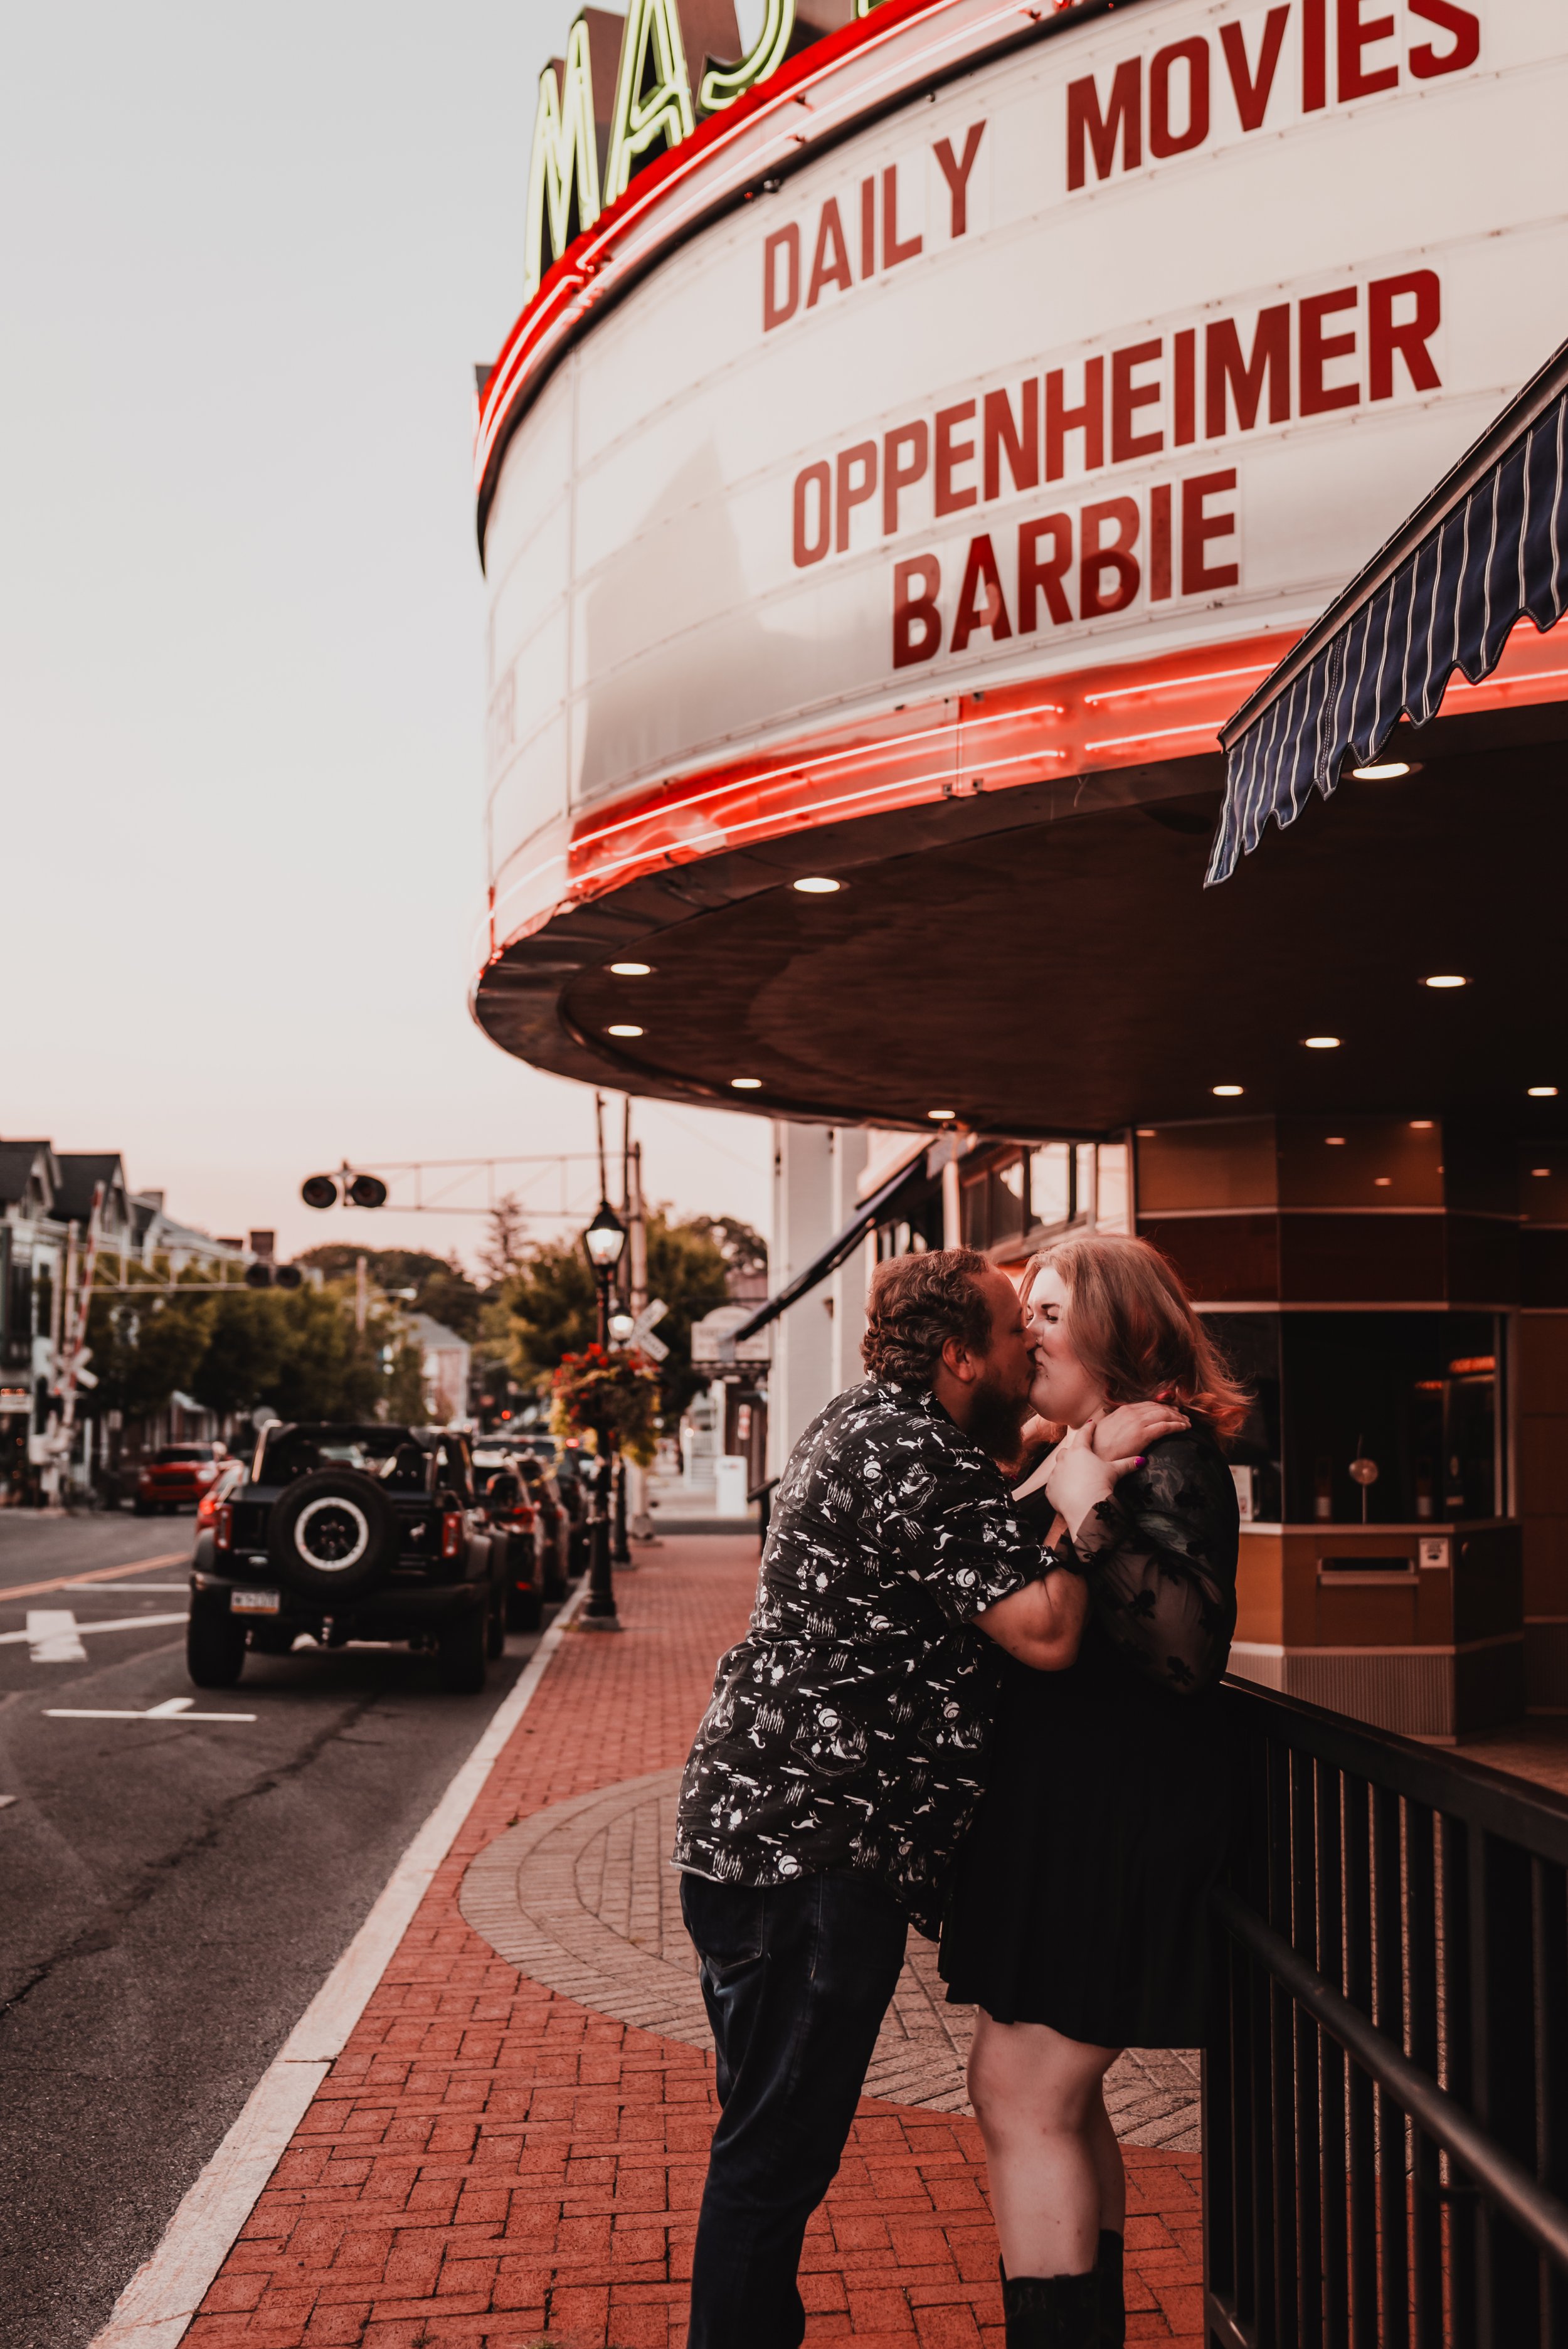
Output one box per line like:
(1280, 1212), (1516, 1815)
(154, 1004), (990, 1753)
(1023, 1231), (1251, 1445)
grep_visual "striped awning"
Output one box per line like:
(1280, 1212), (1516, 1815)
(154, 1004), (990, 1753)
(1208, 337), (1568, 886)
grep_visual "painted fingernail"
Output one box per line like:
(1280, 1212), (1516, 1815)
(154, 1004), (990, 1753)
(1135, 1455), (1146, 1466)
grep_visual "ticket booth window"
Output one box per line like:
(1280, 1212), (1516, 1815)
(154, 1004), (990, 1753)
(1279, 1312), (1502, 1525)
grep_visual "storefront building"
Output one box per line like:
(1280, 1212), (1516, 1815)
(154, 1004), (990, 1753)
(471, 0), (1568, 1736)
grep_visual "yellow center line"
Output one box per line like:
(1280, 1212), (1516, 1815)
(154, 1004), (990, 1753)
(0, 1551), (189, 1604)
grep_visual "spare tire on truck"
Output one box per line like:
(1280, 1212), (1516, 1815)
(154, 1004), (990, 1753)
(267, 1468), (397, 1602)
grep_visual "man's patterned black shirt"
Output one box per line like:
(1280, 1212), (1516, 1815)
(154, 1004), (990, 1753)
(673, 1380), (1044, 1934)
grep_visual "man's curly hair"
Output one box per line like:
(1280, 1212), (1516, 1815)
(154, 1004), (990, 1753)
(861, 1248), (995, 1387)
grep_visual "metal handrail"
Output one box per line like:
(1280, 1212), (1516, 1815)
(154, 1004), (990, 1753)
(1221, 1677), (1568, 1865)
(1214, 1887), (1568, 2271)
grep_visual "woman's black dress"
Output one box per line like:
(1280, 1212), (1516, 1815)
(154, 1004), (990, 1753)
(940, 1428), (1239, 2049)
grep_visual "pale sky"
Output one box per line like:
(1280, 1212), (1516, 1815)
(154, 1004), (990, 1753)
(2, 3), (773, 1267)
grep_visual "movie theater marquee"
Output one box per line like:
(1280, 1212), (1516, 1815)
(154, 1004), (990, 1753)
(482, 0), (1565, 931)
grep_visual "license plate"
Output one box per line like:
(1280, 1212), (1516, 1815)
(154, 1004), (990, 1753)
(230, 1588), (281, 1615)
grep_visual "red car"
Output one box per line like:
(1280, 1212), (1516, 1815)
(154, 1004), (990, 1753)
(134, 1443), (229, 1515)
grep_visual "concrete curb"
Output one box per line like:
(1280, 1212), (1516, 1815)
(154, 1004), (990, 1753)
(90, 1584), (588, 2349)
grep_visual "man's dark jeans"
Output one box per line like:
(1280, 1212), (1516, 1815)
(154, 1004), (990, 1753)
(682, 1869), (909, 2349)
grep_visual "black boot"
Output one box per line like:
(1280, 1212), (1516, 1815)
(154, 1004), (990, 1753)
(1096, 2230), (1125, 2347)
(1001, 2269), (1099, 2347)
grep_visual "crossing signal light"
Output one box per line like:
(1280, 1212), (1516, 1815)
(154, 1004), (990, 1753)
(300, 1170), (388, 1210)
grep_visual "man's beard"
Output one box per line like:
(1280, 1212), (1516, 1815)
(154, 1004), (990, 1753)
(967, 1372), (1028, 1464)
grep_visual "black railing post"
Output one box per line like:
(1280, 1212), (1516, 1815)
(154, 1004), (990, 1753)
(1534, 1853), (1568, 2347)
(1318, 1753), (1351, 2349)
(1345, 1774), (1379, 2341)
(1444, 1812), (1480, 2349)
(1374, 1781), (1412, 2349)
(1291, 1747), (1325, 2349)
(1406, 1801), (1444, 2349)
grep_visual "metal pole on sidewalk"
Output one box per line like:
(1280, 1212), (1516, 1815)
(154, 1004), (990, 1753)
(580, 1201), (626, 1631)
(627, 1140), (658, 1544)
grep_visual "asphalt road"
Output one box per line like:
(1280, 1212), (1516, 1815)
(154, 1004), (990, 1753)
(0, 1508), (546, 2349)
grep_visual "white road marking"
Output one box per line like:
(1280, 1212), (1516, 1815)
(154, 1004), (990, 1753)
(93, 1584), (587, 2348)
(0, 1795), (16, 1810)
(45, 1702), (258, 1724)
(0, 1613), (187, 1648)
(27, 1609), (88, 1663)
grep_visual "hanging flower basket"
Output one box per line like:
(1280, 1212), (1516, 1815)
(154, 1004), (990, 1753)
(550, 1345), (660, 1465)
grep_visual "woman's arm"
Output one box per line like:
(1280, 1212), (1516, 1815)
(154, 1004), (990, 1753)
(1057, 1439), (1237, 1695)
(973, 1560), (1089, 1670)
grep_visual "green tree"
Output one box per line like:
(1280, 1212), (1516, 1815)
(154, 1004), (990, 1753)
(503, 1211), (732, 1412)
(294, 1246), (483, 1341)
(478, 1194), (529, 1287)
(701, 1216), (769, 1279)
(263, 1286), (386, 1422)
(192, 1288), (283, 1419)
(87, 1289), (211, 1418)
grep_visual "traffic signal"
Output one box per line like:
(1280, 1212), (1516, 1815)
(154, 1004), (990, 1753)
(300, 1170), (388, 1210)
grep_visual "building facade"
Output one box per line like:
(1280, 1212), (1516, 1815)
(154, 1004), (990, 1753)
(470, 0), (1568, 1736)
(0, 1139), (248, 1502)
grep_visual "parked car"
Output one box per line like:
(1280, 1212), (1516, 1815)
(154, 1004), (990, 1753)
(134, 1443), (230, 1515)
(516, 1453), (573, 1596)
(553, 1442), (598, 1576)
(196, 1458), (245, 1532)
(475, 1463), (546, 1631)
(475, 1438), (574, 1597)
(186, 1423), (504, 1694)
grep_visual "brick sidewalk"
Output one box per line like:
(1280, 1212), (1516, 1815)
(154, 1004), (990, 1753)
(186, 1541), (1204, 2348)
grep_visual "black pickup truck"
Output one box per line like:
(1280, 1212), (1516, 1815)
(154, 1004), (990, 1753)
(186, 1422), (506, 1695)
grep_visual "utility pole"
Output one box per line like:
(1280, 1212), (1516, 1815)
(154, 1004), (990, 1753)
(627, 1137), (657, 1542)
(355, 1254), (368, 1334)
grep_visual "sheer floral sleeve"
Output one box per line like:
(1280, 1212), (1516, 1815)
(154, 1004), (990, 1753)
(1067, 1434), (1239, 1696)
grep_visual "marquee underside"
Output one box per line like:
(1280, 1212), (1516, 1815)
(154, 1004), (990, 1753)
(471, 697), (1568, 1139)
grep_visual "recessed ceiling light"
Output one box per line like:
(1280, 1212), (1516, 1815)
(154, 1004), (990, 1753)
(1352, 760), (1414, 780)
(793, 876), (842, 894)
(1422, 974), (1468, 990)
(608, 960), (652, 976)
(1303, 1036), (1341, 1050)
(1410, 1120), (1434, 1130)
(607, 1024), (644, 1038)
(1136, 1127), (1157, 1138)
(730, 1077), (762, 1090)
(1326, 1136), (1346, 1145)
(928, 1108), (956, 1121)
(1212, 1084), (1244, 1097)
(1528, 1086), (1559, 1098)
(1532, 1167), (1552, 1177)
(1375, 1176), (1392, 1187)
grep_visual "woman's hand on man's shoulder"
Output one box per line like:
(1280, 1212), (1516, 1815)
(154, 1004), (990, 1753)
(1091, 1401), (1189, 1461)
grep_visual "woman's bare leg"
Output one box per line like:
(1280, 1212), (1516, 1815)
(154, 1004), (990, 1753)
(967, 2012), (1124, 2276)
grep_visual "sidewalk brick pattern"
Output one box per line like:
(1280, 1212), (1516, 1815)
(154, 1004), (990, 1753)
(187, 1540), (1204, 2348)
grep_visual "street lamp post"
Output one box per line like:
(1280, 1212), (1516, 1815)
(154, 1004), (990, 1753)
(581, 1201), (627, 1628)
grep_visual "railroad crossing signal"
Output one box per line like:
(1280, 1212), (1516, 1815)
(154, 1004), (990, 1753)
(625, 1298), (669, 1362)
